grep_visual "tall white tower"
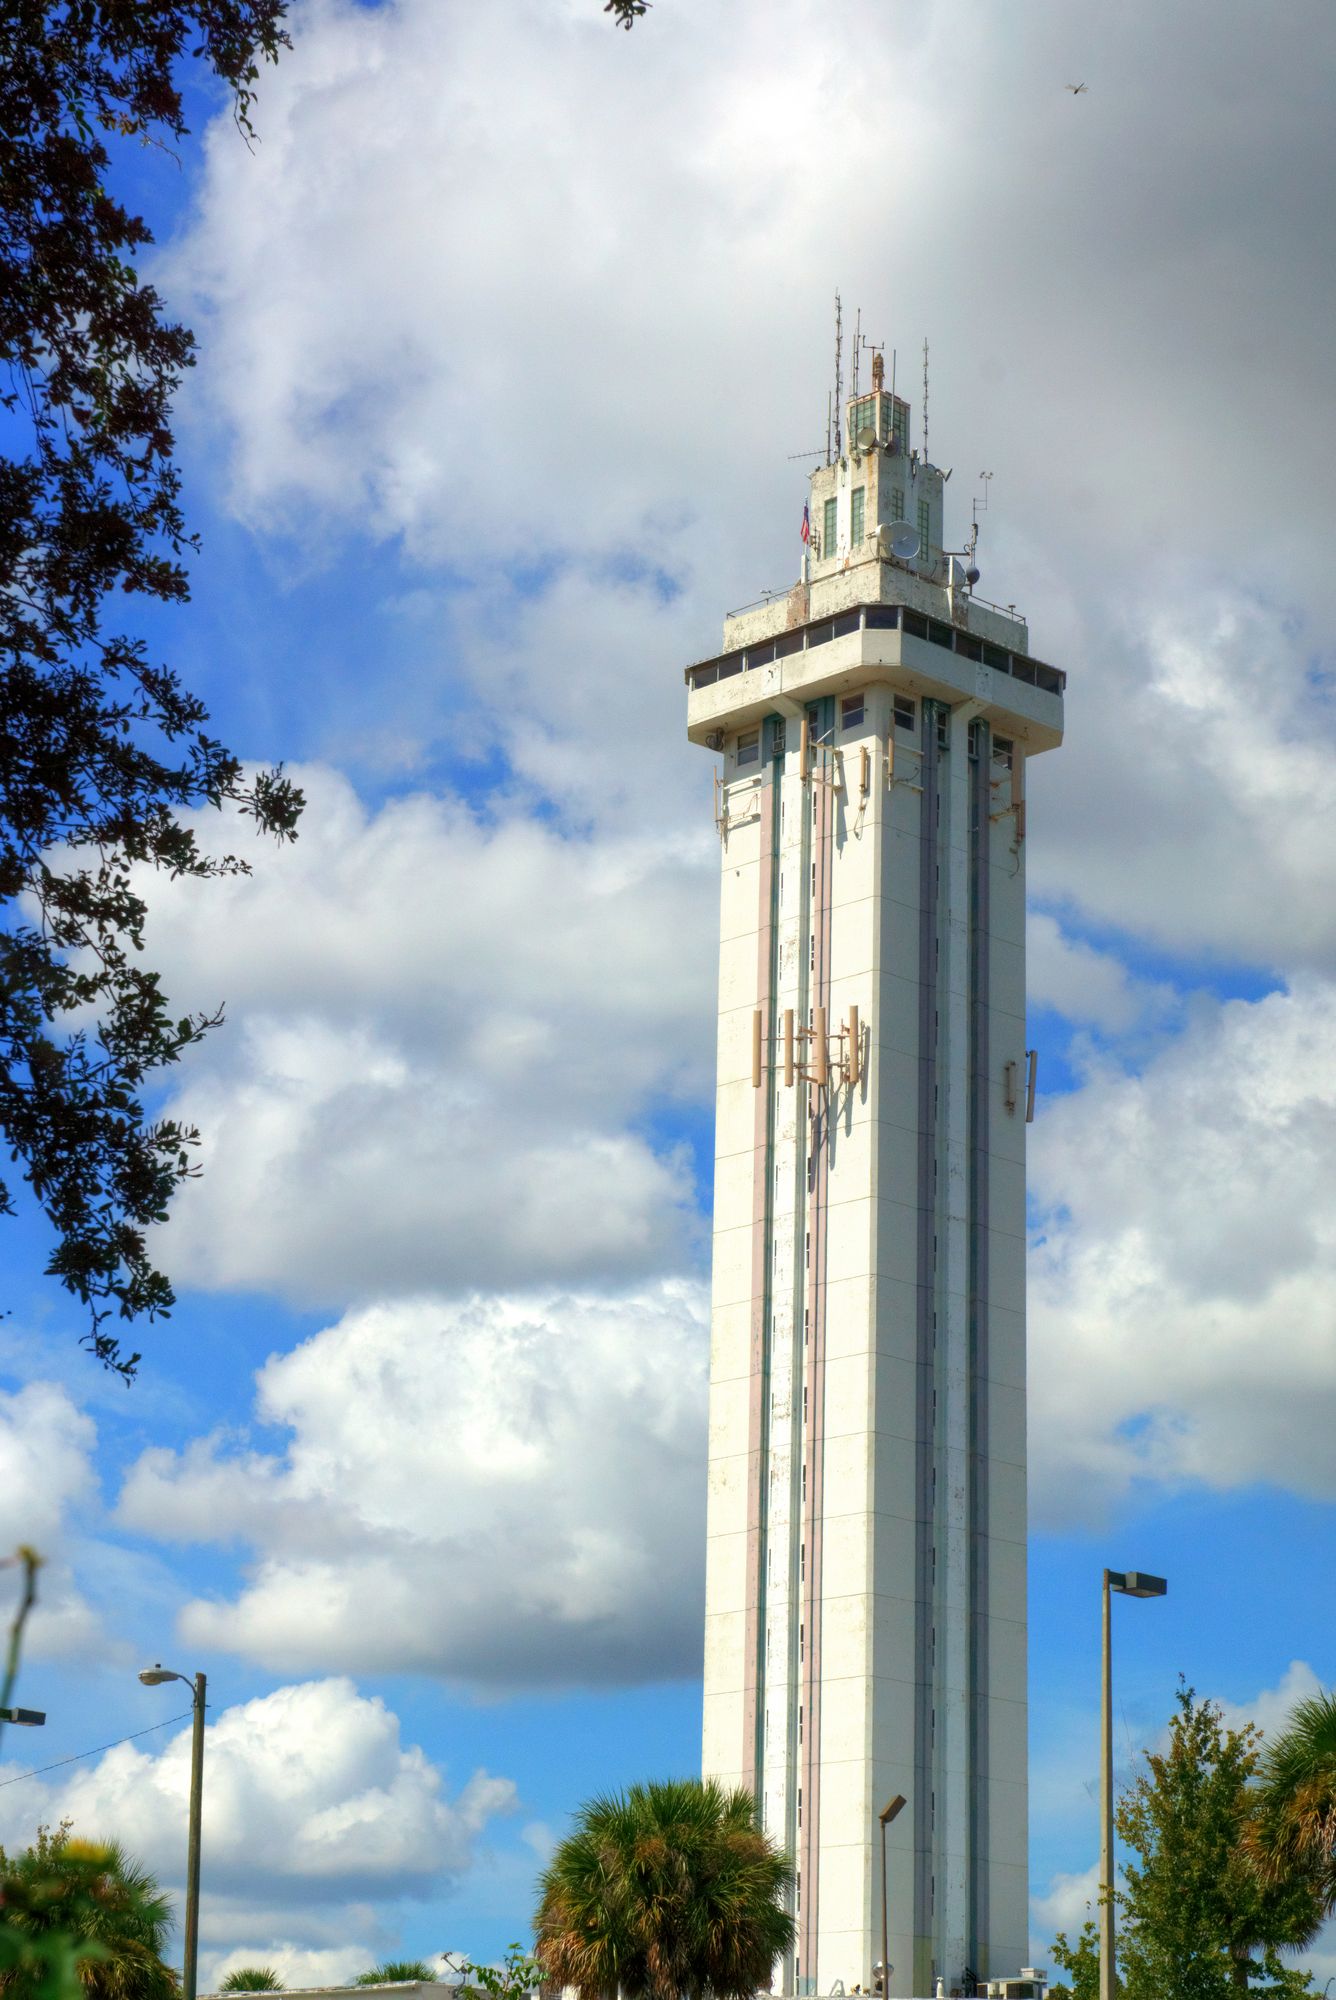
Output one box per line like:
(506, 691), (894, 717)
(687, 371), (1064, 1997)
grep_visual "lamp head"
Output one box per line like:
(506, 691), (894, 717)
(0, 1706), (45, 1726)
(1110, 1571), (1168, 1599)
(879, 1793), (907, 1825)
(138, 1664), (175, 1686)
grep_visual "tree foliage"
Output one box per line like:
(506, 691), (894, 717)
(0, 0), (303, 1375)
(1046, 1920), (1100, 2000)
(534, 1777), (795, 2000)
(218, 1976), (284, 1993)
(1252, 1690), (1336, 1915)
(1115, 1684), (1319, 1999)
(0, 1826), (177, 2000)
(351, 1968), (436, 1989)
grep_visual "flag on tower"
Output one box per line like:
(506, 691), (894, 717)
(801, 501), (811, 545)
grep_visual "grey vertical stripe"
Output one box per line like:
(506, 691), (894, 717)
(913, 704), (941, 1989)
(968, 725), (992, 1974)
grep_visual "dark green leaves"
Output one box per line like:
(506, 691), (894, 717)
(0, 2), (300, 1373)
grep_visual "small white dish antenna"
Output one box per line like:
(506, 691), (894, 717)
(856, 423), (877, 452)
(888, 520), (921, 560)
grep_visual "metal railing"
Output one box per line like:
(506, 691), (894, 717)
(685, 602), (1065, 699)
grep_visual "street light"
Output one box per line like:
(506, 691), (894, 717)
(139, 1664), (207, 2000)
(1100, 1572), (1166, 2000)
(0, 1707), (45, 1725)
(876, 1794), (906, 1994)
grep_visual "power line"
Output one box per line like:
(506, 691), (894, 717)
(0, 1708), (194, 1788)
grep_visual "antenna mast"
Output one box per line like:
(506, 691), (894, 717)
(922, 338), (930, 465)
(834, 291), (843, 458)
(826, 391), (832, 466)
(852, 306), (861, 403)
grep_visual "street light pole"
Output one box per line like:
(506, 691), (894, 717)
(1099, 1572), (1166, 2000)
(877, 1795), (906, 1996)
(139, 1664), (207, 2000)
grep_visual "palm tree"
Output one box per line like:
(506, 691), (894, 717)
(534, 1777), (795, 2000)
(219, 1974), (284, 1992)
(352, 1967), (437, 1987)
(1251, 1689), (1336, 1910)
(0, 1827), (178, 2000)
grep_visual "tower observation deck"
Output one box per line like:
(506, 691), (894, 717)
(685, 369), (1065, 1997)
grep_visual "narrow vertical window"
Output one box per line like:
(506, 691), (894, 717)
(823, 495), (837, 556)
(736, 729), (760, 767)
(891, 484), (906, 522)
(917, 496), (932, 564)
(851, 486), (865, 545)
(840, 691), (865, 731)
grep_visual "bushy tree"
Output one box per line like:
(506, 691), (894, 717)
(1046, 1919), (1100, 2000)
(218, 1975), (283, 1993)
(0, 1826), (177, 2000)
(534, 1777), (794, 2000)
(1116, 1684), (1319, 1999)
(0, 0), (302, 1375)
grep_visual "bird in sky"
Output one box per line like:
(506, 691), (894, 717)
(1066, 82), (1088, 94)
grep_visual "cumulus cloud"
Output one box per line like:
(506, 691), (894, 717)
(1027, 912), (1176, 1035)
(1031, 1861), (1101, 1949)
(0, 1679), (513, 1964)
(0, 1382), (104, 1659)
(160, 0), (1336, 969)
(139, 766), (711, 1305)
(1029, 978), (1336, 1522)
(118, 1283), (708, 1688)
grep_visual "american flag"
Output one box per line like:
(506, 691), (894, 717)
(801, 501), (811, 545)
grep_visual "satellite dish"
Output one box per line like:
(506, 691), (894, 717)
(888, 520), (921, 561)
(856, 424), (877, 452)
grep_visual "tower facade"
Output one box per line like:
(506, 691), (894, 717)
(687, 381), (1064, 1996)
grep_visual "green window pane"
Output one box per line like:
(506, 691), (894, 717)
(892, 486), (905, 522)
(851, 487), (865, 545)
(823, 496), (837, 554)
(917, 497), (931, 560)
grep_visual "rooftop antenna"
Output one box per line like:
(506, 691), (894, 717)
(826, 390), (832, 466)
(852, 306), (862, 403)
(833, 291), (844, 457)
(922, 338), (930, 465)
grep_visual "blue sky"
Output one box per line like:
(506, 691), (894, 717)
(4, 0), (1336, 1985)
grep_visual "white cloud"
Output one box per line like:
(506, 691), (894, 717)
(0, 1678), (513, 1963)
(161, 0), (1336, 979)
(0, 1382), (104, 1660)
(1031, 1861), (1100, 1949)
(1029, 978), (1336, 1522)
(118, 1282), (708, 1688)
(140, 766), (712, 1305)
(1027, 912), (1175, 1035)
(1030, 586), (1336, 975)
(1216, 1659), (1325, 1747)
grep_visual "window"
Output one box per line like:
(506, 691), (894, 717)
(822, 495), (837, 556)
(993, 735), (1014, 770)
(851, 486), (865, 545)
(891, 398), (910, 451)
(891, 484), (905, 523)
(841, 691), (865, 731)
(894, 694), (917, 732)
(936, 708), (949, 752)
(736, 729), (760, 767)
(917, 496), (932, 563)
